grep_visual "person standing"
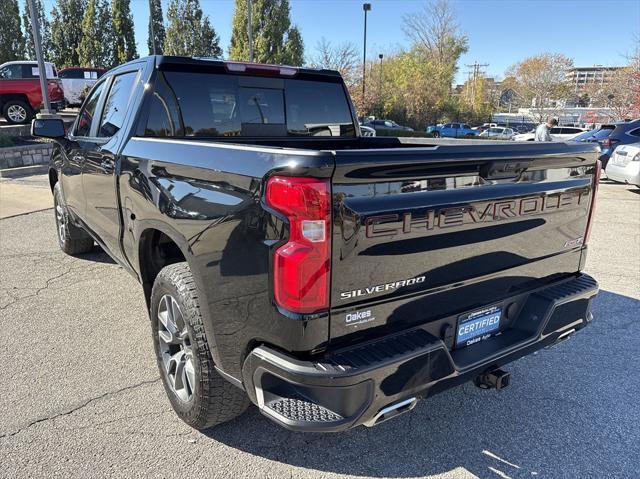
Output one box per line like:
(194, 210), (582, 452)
(535, 117), (558, 141)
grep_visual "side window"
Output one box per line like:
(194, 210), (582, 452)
(0, 65), (22, 79)
(144, 73), (183, 137)
(628, 128), (640, 137)
(463, 124), (470, 129)
(443, 123), (451, 128)
(60, 69), (83, 79)
(74, 81), (106, 137)
(98, 71), (139, 138)
(452, 123), (460, 129)
(550, 127), (561, 134)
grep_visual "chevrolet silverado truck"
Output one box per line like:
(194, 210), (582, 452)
(33, 56), (600, 432)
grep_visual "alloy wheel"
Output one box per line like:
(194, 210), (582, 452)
(7, 104), (27, 123)
(157, 294), (195, 402)
(55, 204), (66, 243)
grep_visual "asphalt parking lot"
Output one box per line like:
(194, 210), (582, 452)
(0, 178), (638, 479)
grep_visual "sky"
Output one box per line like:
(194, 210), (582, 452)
(38, 0), (640, 83)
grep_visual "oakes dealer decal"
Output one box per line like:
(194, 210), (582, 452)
(339, 275), (426, 300)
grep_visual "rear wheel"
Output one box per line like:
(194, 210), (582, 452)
(3, 99), (33, 125)
(53, 182), (94, 255)
(151, 263), (249, 429)
(432, 131), (440, 138)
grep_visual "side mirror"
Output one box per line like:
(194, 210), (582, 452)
(31, 118), (65, 139)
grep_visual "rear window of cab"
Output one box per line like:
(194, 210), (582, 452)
(142, 71), (355, 138)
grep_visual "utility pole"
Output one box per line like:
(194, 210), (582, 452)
(464, 61), (489, 105)
(27, 0), (52, 115)
(149, 0), (156, 55)
(247, 0), (254, 62)
(362, 3), (371, 103)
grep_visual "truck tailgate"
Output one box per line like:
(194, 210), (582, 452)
(329, 142), (598, 344)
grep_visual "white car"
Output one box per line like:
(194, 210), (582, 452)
(479, 127), (515, 140)
(606, 143), (640, 187)
(513, 126), (586, 142)
(58, 67), (106, 106)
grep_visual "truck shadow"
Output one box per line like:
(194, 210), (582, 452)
(203, 289), (639, 478)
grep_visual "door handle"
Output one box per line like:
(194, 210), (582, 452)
(100, 159), (115, 172)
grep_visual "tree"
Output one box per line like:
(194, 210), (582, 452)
(51, 0), (86, 67)
(506, 53), (574, 122)
(112, 0), (137, 65)
(229, 0), (304, 66)
(165, 0), (222, 57)
(0, 0), (25, 64)
(96, 0), (114, 67)
(148, 0), (166, 55)
(77, 0), (102, 67)
(22, 0), (52, 61)
(402, 0), (468, 70)
(585, 67), (640, 121)
(310, 37), (359, 87)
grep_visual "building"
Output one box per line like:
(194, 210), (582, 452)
(566, 66), (623, 93)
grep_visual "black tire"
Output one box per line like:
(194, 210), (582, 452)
(432, 131), (440, 138)
(2, 99), (34, 125)
(150, 262), (249, 429)
(53, 182), (94, 255)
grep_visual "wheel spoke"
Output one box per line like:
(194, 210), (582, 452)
(184, 357), (195, 394)
(174, 353), (186, 390)
(156, 293), (195, 402)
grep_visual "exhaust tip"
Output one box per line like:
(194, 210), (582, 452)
(363, 397), (418, 427)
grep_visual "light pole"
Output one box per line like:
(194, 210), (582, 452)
(149, 0), (156, 55)
(378, 54), (383, 116)
(362, 3), (371, 103)
(248, 0), (254, 62)
(27, 0), (52, 115)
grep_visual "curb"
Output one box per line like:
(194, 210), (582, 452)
(0, 165), (48, 179)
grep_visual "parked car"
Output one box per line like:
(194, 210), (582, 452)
(568, 128), (600, 143)
(0, 61), (65, 124)
(58, 67), (106, 106)
(366, 119), (414, 132)
(513, 126), (586, 142)
(429, 123), (476, 138)
(479, 127), (515, 140)
(605, 142), (640, 187)
(426, 124), (442, 134)
(33, 55), (600, 433)
(587, 120), (640, 169)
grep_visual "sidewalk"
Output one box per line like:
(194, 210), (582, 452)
(0, 174), (52, 219)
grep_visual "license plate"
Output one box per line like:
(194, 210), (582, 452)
(456, 305), (502, 347)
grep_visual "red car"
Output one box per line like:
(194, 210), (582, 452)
(0, 61), (66, 124)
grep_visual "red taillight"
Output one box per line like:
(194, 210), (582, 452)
(601, 138), (619, 148)
(584, 160), (601, 245)
(266, 176), (331, 314)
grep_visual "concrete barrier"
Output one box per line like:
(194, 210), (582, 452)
(0, 142), (54, 170)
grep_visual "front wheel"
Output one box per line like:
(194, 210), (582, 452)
(3, 99), (33, 125)
(53, 182), (94, 255)
(432, 131), (440, 138)
(150, 263), (249, 429)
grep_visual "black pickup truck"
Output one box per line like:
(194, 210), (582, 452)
(33, 56), (600, 432)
